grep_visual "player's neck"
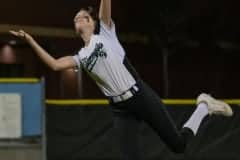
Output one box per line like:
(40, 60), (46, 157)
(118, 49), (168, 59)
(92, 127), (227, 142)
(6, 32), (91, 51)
(81, 30), (93, 47)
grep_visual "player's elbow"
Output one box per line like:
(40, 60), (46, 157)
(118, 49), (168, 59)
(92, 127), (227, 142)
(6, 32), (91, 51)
(52, 66), (59, 71)
(51, 63), (61, 71)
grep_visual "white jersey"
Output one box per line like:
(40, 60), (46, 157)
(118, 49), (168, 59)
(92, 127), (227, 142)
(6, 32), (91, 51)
(73, 20), (136, 97)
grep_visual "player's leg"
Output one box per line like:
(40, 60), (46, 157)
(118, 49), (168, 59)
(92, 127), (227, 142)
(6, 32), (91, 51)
(130, 82), (233, 153)
(128, 82), (187, 153)
(183, 93), (233, 134)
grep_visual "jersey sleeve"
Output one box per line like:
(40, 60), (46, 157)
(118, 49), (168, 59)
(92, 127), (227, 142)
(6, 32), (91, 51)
(72, 54), (81, 69)
(99, 20), (117, 39)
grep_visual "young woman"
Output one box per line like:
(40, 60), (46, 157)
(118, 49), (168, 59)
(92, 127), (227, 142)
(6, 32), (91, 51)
(10, 0), (233, 159)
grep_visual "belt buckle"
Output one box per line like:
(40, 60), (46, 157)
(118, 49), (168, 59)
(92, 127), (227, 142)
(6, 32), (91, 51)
(112, 91), (133, 103)
(121, 91), (133, 101)
(112, 85), (139, 103)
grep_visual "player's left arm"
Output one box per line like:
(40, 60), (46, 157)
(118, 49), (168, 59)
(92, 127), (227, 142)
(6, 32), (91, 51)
(99, 0), (112, 28)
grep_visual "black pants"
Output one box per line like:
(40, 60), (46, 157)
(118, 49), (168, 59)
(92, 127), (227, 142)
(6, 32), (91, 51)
(110, 81), (194, 160)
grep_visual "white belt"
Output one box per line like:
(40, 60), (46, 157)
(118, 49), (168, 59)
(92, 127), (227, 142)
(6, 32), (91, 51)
(111, 85), (139, 103)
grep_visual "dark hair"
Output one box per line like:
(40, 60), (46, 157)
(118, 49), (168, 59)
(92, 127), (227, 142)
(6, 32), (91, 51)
(80, 6), (100, 34)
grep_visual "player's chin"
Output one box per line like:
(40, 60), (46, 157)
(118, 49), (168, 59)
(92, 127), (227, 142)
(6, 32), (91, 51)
(75, 29), (82, 36)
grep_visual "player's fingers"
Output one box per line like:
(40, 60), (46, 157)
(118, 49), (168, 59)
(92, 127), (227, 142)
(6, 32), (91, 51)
(19, 30), (27, 35)
(9, 30), (20, 36)
(17, 30), (26, 37)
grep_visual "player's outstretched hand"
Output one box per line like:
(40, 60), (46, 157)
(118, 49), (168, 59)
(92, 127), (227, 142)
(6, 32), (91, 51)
(9, 30), (33, 42)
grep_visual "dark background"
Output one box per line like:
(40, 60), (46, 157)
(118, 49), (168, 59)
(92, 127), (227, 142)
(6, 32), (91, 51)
(0, 0), (240, 99)
(0, 1), (239, 160)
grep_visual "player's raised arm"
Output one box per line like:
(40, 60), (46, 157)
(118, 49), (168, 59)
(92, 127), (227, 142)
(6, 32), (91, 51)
(99, 0), (111, 28)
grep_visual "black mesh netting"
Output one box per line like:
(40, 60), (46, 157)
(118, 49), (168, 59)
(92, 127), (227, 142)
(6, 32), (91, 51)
(46, 105), (240, 160)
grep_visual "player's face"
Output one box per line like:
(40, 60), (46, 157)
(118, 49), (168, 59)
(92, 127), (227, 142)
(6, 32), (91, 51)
(74, 10), (95, 35)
